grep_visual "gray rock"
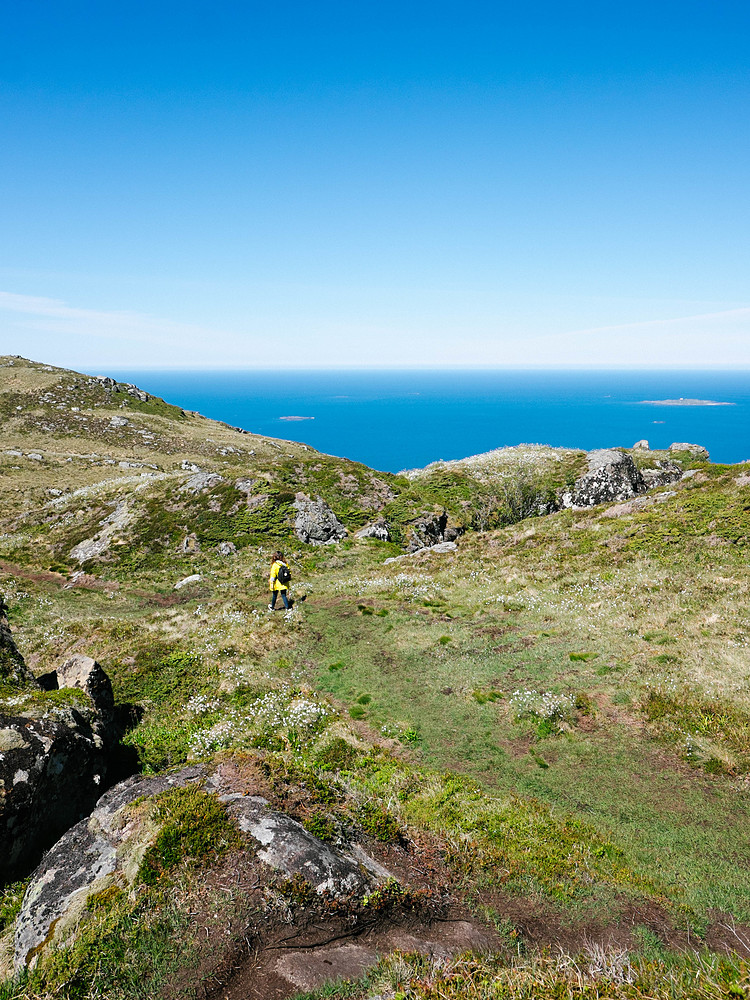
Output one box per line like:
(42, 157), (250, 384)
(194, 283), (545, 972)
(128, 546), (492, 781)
(216, 791), (385, 895)
(561, 450), (645, 508)
(669, 442), (709, 460)
(15, 766), (392, 970)
(632, 440), (649, 450)
(108, 415), (129, 428)
(294, 494), (348, 545)
(384, 540), (458, 564)
(180, 533), (201, 554)
(355, 520), (391, 542)
(0, 634), (115, 885)
(639, 460), (683, 489)
(56, 655), (114, 722)
(180, 472), (224, 494)
(217, 541), (237, 556)
(174, 574), (202, 590)
(69, 501), (133, 564)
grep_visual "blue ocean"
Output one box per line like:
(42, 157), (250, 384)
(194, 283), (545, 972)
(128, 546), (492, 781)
(109, 370), (750, 472)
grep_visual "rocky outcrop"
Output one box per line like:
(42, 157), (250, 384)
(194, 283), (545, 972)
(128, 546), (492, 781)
(561, 450), (645, 508)
(56, 655), (115, 725)
(0, 626), (117, 882)
(355, 520), (392, 542)
(404, 512), (463, 553)
(639, 460), (683, 489)
(294, 494), (348, 545)
(69, 501), (133, 564)
(0, 598), (37, 688)
(15, 765), (391, 970)
(670, 442), (710, 460)
(180, 471), (224, 494)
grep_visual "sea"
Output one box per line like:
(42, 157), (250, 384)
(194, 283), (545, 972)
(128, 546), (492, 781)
(108, 370), (750, 473)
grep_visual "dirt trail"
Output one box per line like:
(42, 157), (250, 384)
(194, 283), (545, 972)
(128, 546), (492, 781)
(210, 907), (498, 1000)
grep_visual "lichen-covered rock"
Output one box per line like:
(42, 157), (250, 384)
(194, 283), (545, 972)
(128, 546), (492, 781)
(561, 450), (645, 508)
(0, 618), (117, 883)
(0, 704), (111, 882)
(639, 460), (683, 489)
(355, 520), (391, 542)
(294, 494), (348, 545)
(13, 768), (194, 970)
(15, 765), (391, 970)
(669, 442), (710, 460)
(0, 597), (37, 688)
(180, 471), (224, 494)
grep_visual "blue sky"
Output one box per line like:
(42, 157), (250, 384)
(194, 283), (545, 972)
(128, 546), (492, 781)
(1, 1), (748, 368)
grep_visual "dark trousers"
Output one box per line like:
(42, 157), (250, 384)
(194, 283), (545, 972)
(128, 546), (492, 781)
(270, 589), (290, 610)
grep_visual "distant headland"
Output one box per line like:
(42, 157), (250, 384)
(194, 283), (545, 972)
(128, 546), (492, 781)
(638, 398), (735, 407)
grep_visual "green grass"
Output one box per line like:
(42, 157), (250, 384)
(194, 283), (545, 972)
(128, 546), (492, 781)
(290, 949), (750, 1000)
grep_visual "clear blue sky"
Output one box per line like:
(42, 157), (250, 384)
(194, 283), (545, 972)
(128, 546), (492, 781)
(1, 1), (748, 369)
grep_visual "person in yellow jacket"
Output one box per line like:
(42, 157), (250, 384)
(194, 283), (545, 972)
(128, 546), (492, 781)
(268, 551), (291, 611)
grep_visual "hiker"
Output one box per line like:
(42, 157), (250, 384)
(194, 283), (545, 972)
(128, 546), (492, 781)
(268, 551), (291, 610)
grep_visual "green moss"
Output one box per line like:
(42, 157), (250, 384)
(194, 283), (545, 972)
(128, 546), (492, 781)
(355, 801), (402, 843)
(315, 736), (360, 771)
(302, 812), (338, 843)
(138, 787), (240, 885)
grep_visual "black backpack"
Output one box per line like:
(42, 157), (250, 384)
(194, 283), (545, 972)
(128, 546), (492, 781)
(277, 562), (291, 585)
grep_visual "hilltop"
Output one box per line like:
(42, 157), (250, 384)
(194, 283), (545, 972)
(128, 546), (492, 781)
(1, 357), (749, 1000)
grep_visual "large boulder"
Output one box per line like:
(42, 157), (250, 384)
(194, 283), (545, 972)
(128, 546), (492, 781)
(15, 765), (391, 970)
(55, 654), (115, 724)
(0, 623), (117, 882)
(294, 494), (348, 545)
(561, 450), (645, 508)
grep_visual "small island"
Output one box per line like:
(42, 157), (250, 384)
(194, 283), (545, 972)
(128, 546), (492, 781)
(638, 398), (734, 406)
(279, 415), (315, 421)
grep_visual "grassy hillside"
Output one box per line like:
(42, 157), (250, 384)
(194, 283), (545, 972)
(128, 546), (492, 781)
(1, 357), (749, 999)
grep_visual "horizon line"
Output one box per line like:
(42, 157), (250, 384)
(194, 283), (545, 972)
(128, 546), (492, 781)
(105, 364), (750, 373)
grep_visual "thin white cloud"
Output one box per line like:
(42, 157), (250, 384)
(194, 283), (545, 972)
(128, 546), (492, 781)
(566, 305), (750, 339)
(0, 291), (223, 347)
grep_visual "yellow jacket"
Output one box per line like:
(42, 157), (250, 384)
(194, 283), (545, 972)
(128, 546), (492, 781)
(269, 560), (289, 592)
